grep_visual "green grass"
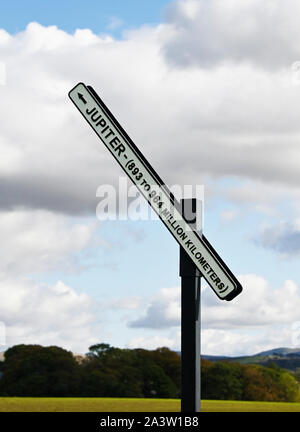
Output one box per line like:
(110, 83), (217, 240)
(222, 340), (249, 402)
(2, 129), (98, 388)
(203, 400), (300, 412)
(1, 398), (300, 412)
(0, 398), (180, 412)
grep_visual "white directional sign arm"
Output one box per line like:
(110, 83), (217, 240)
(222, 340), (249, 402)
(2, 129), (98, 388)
(69, 83), (242, 301)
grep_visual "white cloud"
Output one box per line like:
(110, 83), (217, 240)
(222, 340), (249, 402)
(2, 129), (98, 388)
(0, 275), (97, 353)
(225, 180), (300, 207)
(126, 275), (300, 354)
(216, 179), (300, 218)
(0, 61), (6, 85)
(163, 0), (300, 69)
(128, 287), (181, 329)
(0, 17), (300, 216)
(255, 221), (300, 255)
(129, 275), (300, 331)
(202, 325), (296, 357)
(202, 274), (300, 328)
(1, 3), (300, 356)
(0, 210), (95, 274)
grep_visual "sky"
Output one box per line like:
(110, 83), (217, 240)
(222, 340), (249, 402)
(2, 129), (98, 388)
(1, 0), (300, 356)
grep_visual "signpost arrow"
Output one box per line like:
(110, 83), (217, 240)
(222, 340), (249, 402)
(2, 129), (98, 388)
(78, 93), (87, 104)
(68, 82), (242, 301)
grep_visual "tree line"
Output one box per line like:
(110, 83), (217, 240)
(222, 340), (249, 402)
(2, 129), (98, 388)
(0, 343), (299, 401)
(0, 344), (180, 398)
(202, 359), (300, 402)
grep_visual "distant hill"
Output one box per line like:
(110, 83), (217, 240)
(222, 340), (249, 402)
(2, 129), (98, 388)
(255, 347), (300, 356)
(202, 354), (231, 361)
(203, 347), (300, 372)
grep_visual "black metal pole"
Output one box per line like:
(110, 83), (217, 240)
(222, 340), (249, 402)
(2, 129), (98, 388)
(180, 198), (201, 413)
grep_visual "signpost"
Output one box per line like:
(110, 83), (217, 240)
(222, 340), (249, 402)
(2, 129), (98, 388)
(68, 82), (243, 411)
(180, 198), (202, 412)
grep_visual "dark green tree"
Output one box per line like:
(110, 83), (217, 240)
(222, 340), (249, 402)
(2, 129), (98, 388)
(0, 344), (81, 396)
(148, 347), (181, 390)
(202, 361), (244, 400)
(83, 344), (178, 398)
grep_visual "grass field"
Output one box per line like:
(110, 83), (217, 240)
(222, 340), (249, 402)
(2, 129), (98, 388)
(1, 398), (300, 412)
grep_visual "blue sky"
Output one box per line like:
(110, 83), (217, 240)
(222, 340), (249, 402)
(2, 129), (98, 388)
(1, 0), (300, 356)
(0, 0), (171, 35)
